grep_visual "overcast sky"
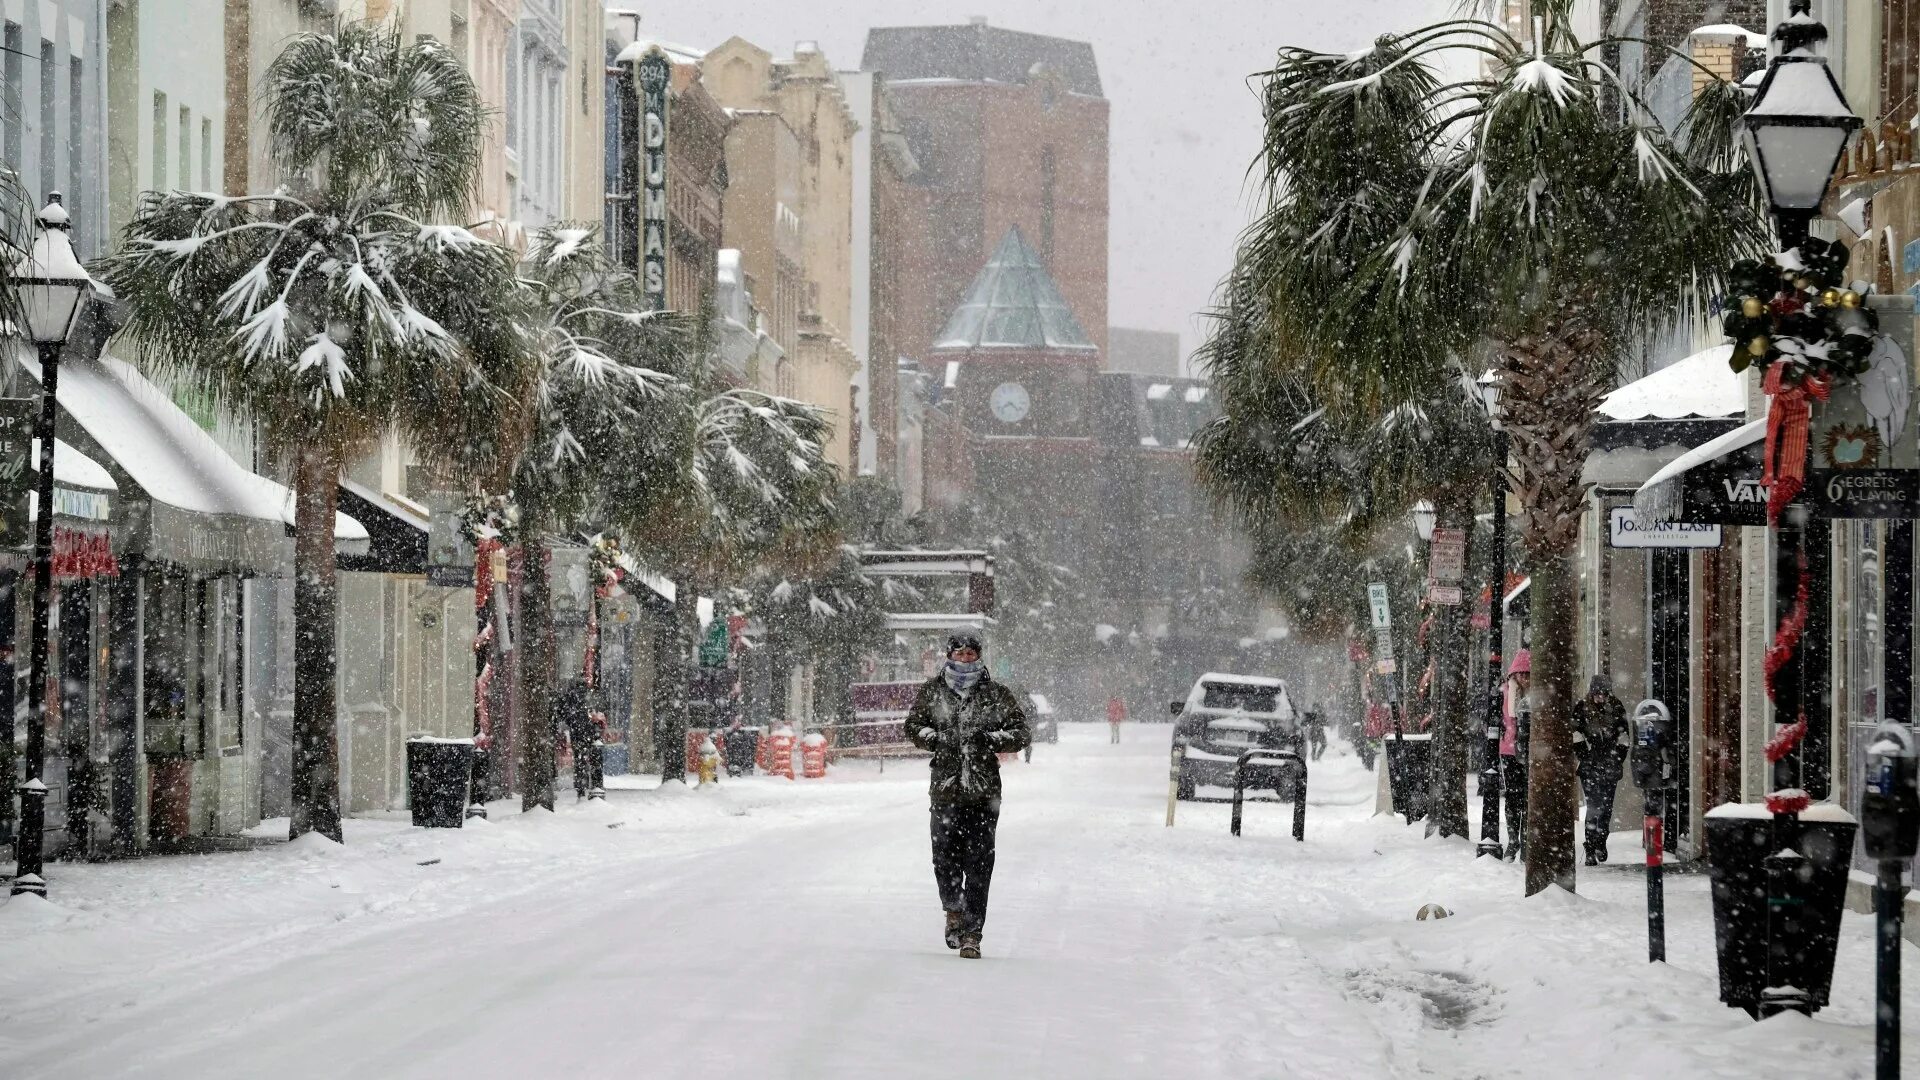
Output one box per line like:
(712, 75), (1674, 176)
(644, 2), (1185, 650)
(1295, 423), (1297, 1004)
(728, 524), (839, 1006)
(637, 0), (1448, 367)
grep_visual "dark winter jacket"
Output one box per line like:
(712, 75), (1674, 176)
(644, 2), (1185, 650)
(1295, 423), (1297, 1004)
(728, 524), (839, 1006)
(1571, 695), (1630, 777)
(905, 673), (1031, 806)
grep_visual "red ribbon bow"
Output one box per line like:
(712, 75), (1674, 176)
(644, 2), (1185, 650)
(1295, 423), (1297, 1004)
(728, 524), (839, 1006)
(1760, 365), (1830, 525)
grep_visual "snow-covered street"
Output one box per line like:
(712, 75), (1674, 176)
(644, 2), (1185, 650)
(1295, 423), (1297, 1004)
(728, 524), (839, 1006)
(2, 722), (1912, 1079)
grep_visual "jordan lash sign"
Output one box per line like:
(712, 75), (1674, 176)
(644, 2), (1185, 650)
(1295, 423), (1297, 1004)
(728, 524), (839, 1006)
(637, 48), (671, 310)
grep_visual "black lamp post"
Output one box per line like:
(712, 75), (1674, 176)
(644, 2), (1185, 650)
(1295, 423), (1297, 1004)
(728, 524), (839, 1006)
(1476, 371), (1508, 859)
(9, 194), (90, 898)
(1702, 0), (1863, 1019)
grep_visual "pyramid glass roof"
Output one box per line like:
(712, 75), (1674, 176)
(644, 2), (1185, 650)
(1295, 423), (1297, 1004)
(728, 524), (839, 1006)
(932, 227), (1097, 352)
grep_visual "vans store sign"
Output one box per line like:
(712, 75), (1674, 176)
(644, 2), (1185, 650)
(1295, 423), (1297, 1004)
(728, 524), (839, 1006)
(1608, 507), (1722, 549)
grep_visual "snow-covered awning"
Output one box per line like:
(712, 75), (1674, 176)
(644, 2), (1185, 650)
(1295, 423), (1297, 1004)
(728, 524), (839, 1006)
(15, 346), (368, 572)
(1632, 417), (1768, 526)
(337, 478), (427, 575)
(1598, 345), (1744, 421)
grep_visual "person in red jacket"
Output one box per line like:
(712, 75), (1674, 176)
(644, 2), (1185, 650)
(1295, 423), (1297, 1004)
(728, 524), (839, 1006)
(1106, 695), (1127, 744)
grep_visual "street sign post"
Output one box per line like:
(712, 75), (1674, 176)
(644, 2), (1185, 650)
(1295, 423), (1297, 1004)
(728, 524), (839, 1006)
(1366, 582), (1392, 629)
(1428, 528), (1467, 582)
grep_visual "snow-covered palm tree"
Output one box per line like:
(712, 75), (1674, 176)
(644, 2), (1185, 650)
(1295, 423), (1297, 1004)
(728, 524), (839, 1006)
(510, 223), (688, 808)
(618, 302), (838, 781)
(1195, 265), (1496, 836)
(1222, 2), (1764, 892)
(101, 24), (538, 842)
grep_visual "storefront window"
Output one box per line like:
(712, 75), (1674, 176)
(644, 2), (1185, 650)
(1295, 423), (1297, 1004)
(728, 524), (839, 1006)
(143, 573), (244, 758)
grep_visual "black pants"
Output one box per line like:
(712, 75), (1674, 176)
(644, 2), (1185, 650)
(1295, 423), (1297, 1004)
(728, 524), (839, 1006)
(1581, 766), (1622, 854)
(567, 717), (603, 796)
(1502, 755), (1528, 857)
(931, 801), (1000, 936)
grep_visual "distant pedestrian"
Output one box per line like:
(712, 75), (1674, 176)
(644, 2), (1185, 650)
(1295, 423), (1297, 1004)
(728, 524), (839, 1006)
(1572, 675), (1630, 865)
(1305, 703), (1328, 761)
(559, 678), (605, 800)
(907, 634), (1031, 960)
(1107, 695), (1127, 744)
(1502, 649), (1532, 860)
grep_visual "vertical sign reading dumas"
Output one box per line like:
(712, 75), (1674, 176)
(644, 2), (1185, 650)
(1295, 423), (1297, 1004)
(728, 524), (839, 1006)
(637, 48), (671, 311)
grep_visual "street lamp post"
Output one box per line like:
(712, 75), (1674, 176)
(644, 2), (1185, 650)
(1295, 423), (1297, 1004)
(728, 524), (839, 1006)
(9, 194), (91, 898)
(1476, 372), (1507, 858)
(1702, 0), (1865, 1019)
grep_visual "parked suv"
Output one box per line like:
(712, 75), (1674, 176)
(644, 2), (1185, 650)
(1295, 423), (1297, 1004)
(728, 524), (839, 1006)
(1170, 673), (1301, 800)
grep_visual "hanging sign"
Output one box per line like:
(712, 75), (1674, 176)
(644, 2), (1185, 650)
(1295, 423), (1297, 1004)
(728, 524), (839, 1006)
(425, 491), (475, 587)
(1427, 528), (1467, 583)
(1608, 507), (1723, 548)
(1425, 583), (1463, 606)
(1807, 300), (1919, 519)
(0, 398), (30, 547)
(1366, 582), (1392, 629)
(636, 48), (672, 311)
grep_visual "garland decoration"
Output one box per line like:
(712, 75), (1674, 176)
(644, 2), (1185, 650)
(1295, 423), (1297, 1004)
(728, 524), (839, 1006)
(1721, 238), (1877, 523)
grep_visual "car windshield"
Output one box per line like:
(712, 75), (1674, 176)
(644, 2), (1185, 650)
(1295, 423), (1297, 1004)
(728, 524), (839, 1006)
(1200, 683), (1279, 713)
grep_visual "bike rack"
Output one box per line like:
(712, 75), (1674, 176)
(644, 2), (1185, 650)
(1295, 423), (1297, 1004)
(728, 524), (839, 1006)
(1230, 748), (1307, 841)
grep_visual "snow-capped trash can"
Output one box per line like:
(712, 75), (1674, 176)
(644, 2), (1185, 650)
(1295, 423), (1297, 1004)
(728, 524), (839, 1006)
(801, 732), (828, 779)
(406, 737), (475, 828)
(1384, 733), (1432, 823)
(1705, 803), (1857, 1017)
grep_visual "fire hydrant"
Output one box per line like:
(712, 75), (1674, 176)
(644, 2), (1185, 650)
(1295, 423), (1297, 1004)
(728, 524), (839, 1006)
(698, 736), (721, 786)
(801, 731), (828, 779)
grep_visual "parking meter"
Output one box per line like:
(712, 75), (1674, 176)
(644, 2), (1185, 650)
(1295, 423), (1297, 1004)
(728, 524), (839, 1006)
(1631, 699), (1674, 792)
(1862, 721), (1920, 861)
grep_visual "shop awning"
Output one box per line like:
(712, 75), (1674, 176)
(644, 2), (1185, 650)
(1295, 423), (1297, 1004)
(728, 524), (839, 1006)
(15, 347), (367, 572)
(1631, 417), (1768, 526)
(337, 478), (428, 574)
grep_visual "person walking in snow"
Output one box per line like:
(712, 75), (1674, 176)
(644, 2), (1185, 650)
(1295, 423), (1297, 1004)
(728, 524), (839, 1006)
(1305, 703), (1328, 761)
(1571, 675), (1630, 865)
(1106, 695), (1127, 744)
(558, 677), (606, 800)
(1501, 650), (1532, 860)
(907, 634), (1031, 960)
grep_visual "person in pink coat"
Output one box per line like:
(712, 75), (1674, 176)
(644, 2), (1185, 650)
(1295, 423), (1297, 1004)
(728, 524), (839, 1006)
(1501, 649), (1532, 861)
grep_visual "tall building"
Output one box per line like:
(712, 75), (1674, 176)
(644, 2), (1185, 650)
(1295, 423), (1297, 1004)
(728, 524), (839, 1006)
(1105, 328), (1182, 377)
(843, 71), (921, 481)
(861, 18), (1109, 361)
(6, 0), (106, 258)
(704, 36), (861, 472)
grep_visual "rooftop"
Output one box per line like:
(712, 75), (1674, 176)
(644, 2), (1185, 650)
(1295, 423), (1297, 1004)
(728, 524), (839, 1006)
(932, 227), (1097, 352)
(861, 22), (1102, 98)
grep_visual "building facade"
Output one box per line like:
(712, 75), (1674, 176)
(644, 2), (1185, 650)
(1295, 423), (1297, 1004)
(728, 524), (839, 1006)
(843, 70), (920, 481)
(5, 0), (106, 258)
(861, 19), (1110, 362)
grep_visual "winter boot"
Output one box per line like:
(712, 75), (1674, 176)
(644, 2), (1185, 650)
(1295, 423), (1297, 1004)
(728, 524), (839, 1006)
(1584, 848), (1598, 867)
(944, 911), (964, 950)
(959, 934), (982, 960)
(1594, 843), (1608, 864)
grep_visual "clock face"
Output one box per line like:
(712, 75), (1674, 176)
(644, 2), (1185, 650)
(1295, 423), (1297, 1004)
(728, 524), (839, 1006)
(990, 381), (1031, 423)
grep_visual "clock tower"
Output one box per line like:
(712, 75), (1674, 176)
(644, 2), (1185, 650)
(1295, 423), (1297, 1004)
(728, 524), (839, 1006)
(928, 226), (1104, 566)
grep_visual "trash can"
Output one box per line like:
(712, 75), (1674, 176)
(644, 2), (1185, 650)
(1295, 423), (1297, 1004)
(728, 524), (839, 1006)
(406, 737), (475, 828)
(1385, 733), (1432, 822)
(1705, 804), (1857, 1016)
(723, 726), (759, 777)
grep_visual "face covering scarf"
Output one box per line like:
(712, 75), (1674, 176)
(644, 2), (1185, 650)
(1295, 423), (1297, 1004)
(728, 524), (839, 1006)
(944, 659), (985, 695)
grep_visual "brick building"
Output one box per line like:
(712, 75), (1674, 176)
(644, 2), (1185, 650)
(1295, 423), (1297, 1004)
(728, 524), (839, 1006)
(861, 19), (1109, 363)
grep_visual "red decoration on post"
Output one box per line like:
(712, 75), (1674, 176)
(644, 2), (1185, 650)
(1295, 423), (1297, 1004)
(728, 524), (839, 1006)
(1759, 365), (1830, 525)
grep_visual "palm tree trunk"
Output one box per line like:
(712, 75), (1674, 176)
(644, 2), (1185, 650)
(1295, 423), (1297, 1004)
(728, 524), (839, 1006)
(290, 439), (344, 843)
(1524, 549), (1582, 894)
(657, 590), (695, 783)
(517, 505), (556, 811)
(1426, 490), (1476, 837)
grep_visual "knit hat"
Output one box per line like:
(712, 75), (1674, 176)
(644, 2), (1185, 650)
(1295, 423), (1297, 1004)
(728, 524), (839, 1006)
(946, 633), (983, 656)
(1506, 648), (1532, 679)
(1588, 674), (1612, 697)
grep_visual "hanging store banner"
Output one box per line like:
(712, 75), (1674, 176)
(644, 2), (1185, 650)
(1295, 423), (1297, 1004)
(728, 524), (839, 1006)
(1427, 528), (1467, 583)
(424, 490), (474, 588)
(1807, 299), (1919, 519)
(1674, 454), (1770, 526)
(1608, 507), (1723, 548)
(0, 398), (33, 547)
(637, 48), (672, 311)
